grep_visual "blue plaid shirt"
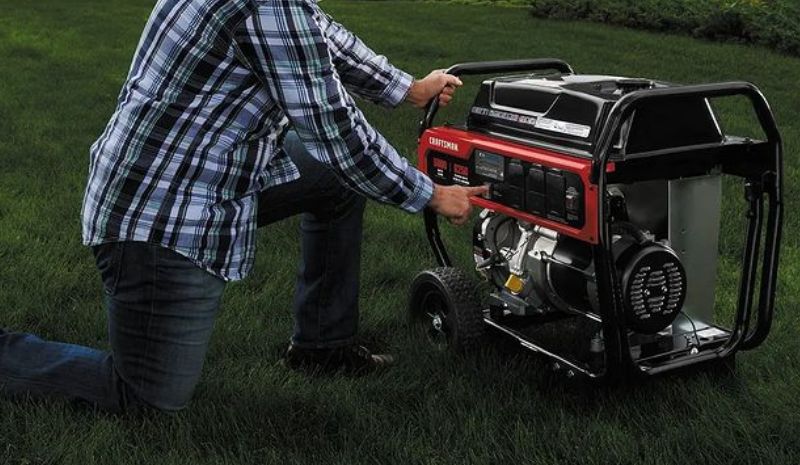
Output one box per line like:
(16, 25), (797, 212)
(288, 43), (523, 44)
(82, 0), (434, 281)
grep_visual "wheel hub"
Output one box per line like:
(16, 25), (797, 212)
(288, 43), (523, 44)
(432, 313), (444, 332)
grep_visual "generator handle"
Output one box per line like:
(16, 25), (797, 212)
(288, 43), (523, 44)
(591, 81), (783, 353)
(418, 58), (574, 137)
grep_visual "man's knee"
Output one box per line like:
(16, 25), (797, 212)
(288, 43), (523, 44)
(111, 356), (202, 413)
(120, 376), (198, 413)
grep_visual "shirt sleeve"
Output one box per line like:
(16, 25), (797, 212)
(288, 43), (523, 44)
(313, 6), (413, 108)
(234, 0), (434, 213)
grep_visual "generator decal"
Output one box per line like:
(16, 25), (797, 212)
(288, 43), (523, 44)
(426, 151), (471, 186)
(430, 157), (449, 181)
(534, 117), (591, 138)
(474, 150), (505, 181)
(472, 107), (538, 126)
(428, 137), (460, 153)
(452, 163), (470, 185)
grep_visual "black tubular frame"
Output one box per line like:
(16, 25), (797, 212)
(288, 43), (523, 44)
(417, 60), (783, 379)
(590, 82), (783, 373)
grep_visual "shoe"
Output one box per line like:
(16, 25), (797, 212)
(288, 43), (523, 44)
(283, 343), (394, 375)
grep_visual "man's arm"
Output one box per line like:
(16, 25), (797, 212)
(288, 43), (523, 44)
(312, 6), (412, 108)
(234, 0), (432, 212)
(311, 4), (463, 110)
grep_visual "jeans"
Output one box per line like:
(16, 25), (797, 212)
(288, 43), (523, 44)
(0, 131), (366, 412)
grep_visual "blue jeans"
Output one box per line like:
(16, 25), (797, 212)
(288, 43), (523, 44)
(0, 131), (366, 412)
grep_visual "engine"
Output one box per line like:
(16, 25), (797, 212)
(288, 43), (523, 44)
(473, 198), (688, 334)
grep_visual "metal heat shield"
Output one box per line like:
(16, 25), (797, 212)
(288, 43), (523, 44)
(668, 174), (722, 332)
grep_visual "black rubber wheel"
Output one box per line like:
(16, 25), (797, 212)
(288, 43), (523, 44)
(408, 267), (485, 352)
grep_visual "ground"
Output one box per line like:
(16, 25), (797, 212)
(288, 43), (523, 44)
(0, 1), (798, 464)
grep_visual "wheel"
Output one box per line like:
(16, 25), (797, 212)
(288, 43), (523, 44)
(408, 267), (485, 352)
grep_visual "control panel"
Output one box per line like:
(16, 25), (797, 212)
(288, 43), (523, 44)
(426, 149), (585, 229)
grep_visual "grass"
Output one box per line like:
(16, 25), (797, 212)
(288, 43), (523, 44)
(1, 0), (799, 464)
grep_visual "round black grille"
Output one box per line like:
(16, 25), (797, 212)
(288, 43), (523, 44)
(621, 244), (687, 334)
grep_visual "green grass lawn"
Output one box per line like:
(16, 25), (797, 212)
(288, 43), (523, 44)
(1, 1), (799, 464)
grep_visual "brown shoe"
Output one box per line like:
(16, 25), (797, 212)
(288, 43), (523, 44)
(284, 344), (394, 375)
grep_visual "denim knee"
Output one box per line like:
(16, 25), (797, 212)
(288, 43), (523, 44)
(120, 374), (198, 413)
(99, 242), (224, 414)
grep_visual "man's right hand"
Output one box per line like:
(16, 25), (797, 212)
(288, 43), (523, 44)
(427, 184), (490, 226)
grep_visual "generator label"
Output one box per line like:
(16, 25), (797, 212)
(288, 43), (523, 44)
(534, 118), (592, 138)
(474, 150), (505, 181)
(471, 107), (538, 126)
(428, 137), (460, 153)
(452, 163), (470, 185)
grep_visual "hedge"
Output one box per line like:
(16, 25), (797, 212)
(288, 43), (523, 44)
(529, 0), (800, 56)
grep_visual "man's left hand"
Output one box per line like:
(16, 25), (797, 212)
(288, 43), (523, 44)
(406, 70), (463, 109)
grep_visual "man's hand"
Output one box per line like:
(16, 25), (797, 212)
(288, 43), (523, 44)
(428, 184), (490, 226)
(406, 70), (463, 109)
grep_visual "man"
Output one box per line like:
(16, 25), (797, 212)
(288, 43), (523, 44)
(0, 0), (486, 412)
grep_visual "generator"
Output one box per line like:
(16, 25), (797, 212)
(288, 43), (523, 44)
(408, 59), (782, 381)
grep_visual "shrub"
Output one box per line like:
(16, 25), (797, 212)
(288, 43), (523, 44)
(529, 0), (800, 56)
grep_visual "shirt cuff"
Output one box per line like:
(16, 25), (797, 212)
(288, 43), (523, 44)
(398, 165), (435, 213)
(381, 68), (414, 108)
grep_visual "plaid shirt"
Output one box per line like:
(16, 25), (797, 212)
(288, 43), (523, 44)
(82, 0), (434, 281)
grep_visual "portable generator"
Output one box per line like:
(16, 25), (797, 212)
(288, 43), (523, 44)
(408, 59), (782, 381)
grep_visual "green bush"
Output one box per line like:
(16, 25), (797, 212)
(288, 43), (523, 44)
(529, 0), (800, 56)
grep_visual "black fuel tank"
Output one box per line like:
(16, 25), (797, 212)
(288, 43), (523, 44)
(467, 74), (723, 159)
